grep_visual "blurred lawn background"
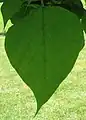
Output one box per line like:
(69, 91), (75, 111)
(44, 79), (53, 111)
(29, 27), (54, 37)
(0, 1), (86, 120)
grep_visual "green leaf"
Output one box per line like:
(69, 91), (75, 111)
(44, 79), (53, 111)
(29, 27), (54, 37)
(0, 0), (3, 2)
(5, 7), (84, 114)
(81, 15), (86, 33)
(11, 4), (37, 25)
(1, 0), (22, 27)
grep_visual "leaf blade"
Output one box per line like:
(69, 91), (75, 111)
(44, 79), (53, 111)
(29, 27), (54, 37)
(5, 7), (84, 114)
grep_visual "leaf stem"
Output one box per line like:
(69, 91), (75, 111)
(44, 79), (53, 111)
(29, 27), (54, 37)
(41, 0), (44, 7)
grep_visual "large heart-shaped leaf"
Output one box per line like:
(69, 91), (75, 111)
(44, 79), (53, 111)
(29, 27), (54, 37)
(5, 7), (84, 114)
(1, 0), (22, 27)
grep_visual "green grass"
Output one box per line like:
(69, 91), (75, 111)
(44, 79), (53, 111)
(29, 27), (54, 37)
(1, 2), (86, 120)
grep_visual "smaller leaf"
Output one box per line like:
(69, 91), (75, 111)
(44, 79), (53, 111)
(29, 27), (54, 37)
(11, 4), (38, 25)
(0, 0), (3, 2)
(1, 0), (22, 27)
(81, 15), (86, 33)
